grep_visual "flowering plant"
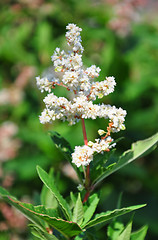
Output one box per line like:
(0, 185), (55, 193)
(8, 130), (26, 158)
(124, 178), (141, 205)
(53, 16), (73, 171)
(0, 24), (158, 240)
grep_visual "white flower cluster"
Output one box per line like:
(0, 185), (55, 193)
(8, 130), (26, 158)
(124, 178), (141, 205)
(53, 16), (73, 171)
(72, 145), (94, 167)
(36, 76), (60, 93)
(66, 23), (84, 53)
(36, 23), (127, 167)
(39, 93), (126, 128)
(72, 136), (116, 167)
(88, 136), (116, 154)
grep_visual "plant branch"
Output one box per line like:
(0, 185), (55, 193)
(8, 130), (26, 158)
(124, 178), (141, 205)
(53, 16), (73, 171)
(81, 118), (91, 203)
(81, 118), (88, 146)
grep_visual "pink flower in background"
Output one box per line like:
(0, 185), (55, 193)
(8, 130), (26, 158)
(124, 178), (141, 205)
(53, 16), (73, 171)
(0, 122), (21, 162)
(0, 66), (35, 106)
(107, 0), (147, 37)
(0, 202), (27, 234)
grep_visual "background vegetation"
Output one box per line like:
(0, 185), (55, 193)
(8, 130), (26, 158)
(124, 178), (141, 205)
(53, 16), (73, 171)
(0, 0), (158, 239)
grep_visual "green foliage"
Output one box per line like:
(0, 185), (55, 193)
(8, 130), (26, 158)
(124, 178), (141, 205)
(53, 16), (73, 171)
(72, 193), (84, 226)
(0, 187), (82, 239)
(83, 205), (146, 229)
(37, 166), (72, 221)
(131, 225), (148, 240)
(82, 194), (99, 227)
(91, 132), (158, 188)
(49, 131), (83, 183)
(0, 2), (158, 239)
(107, 221), (125, 240)
(30, 224), (59, 240)
(117, 221), (132, 240)
(0, 163), (148, 240)
(107, 220), (148, 240)
(0, 131), (157, 239)
(40, 168), (58, 209)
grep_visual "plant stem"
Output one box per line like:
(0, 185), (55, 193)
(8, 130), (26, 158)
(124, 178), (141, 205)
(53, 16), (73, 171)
(81, 118), (88, 145)
(83, 190), (90, 203)
(81, 118), (91, 202)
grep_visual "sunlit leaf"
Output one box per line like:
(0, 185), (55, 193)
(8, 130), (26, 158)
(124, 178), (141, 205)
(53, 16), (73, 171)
(84, 204), (146, 229)
(37, 166), (72, 221)
(92, 133), (158, 188)
(117, 221), (132, 240)
(72, 193), (84, 226)
(131, 225), (148, 240)
(81, 194), (99, 228)
(0, 187), (82, 238)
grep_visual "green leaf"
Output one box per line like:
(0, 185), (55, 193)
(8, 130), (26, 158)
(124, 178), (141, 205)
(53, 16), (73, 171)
(92, 133), (158, 187)
(41, 168), (58, 209)
(49, 131), (83, 183)
(30, 224), (59, 240)
(0, 187), (82, 239)
(0, 187), (45, 232)
(72, 193), (84, 226)
(37, 166), (72, 221)
(117, 221), (132, 240)
(81, 194), (99, 227)
(83, 204), (146, 229)
(131, 225), (148, 240)
(70, 192), (77, 209)
(107, 221), (124, 240)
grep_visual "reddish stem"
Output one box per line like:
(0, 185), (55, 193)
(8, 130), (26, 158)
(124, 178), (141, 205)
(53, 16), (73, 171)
(81, 118), (91, 203)
(85, 164), (90, 189)
(81, 118), (88, 146)
(83, 190), (90, 203)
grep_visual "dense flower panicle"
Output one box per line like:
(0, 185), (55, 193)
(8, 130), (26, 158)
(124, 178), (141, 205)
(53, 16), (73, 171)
(36, 23), (127, 167)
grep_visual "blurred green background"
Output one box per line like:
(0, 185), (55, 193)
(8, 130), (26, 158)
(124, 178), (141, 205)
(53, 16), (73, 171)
(0, 0), (158, 239)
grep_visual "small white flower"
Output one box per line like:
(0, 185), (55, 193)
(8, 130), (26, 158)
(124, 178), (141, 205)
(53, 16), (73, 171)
(85, 65), (101, 78)
(90, 137), (116, 154)
(39, 109), (51, 124)
(36, 76), (52, 93)
(62, 71), (79, 89)
(98, 129), (106, 136)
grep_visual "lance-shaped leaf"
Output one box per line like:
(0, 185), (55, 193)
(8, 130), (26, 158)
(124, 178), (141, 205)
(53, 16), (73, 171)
(131, 225), (148, 240)
(81, 194), (99, 228)
(83, 204), (146, 229)
(0, 187), (82, 238)
(70, 192), (77, 209)
(49, 131), (83, 183)
(107, 221), (125, 240)
(0, 187), (45, 231)
(72, 193), (84, 226)
(117, 221), (132, 240)
(37, 166), (72, 221)
(41, 168), (58, 209)
(92, 133), (158, 188)
(30, 224), (59, 240)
